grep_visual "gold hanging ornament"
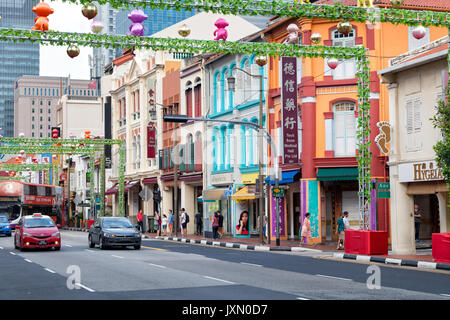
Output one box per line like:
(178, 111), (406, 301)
(178, 24), (191, 37)
(255, 55), (268, 67)
(82, 2), (98, 20)
(67, 45), (80, 58)
(310, 33), (322, 45)
(390, 0), (404, 9)
(337, 21), (352, 35)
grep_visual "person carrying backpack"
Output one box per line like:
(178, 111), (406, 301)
(180, 208), (188, 238)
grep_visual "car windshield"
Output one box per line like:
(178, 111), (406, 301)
(0, 216), (8, 223)
(24, 218), (55, 228)
(102, 218), (134, 229)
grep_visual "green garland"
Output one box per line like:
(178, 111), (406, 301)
(0, 28), (363, 59)
(51, 1), (450, 27)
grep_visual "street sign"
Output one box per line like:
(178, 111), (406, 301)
(377, 182), (390, 190)
(272, 187), (285, 198)
(377, 191), (390, 199)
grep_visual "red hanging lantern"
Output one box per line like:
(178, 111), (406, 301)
(327, 58), (339, 70)
(412, 25), (426, 40)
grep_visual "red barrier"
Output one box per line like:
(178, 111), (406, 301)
(345, 230), (388, 255)
(86, 219), (95, 230)
(432, 233), (450, 264)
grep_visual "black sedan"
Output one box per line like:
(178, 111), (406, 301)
(88, 217), (141, 250)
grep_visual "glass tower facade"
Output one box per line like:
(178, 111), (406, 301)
(0, 0), (40, 137)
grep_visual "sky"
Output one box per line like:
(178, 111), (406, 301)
(39, 1), (93, 80)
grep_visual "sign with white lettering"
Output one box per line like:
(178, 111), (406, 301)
(281, 57), (299, 164)
(398, 161), (444, 183)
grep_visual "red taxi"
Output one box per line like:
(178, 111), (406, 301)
(14, 213), (61, 251)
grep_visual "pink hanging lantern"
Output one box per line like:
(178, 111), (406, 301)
(91, 20), (104, 34)
(412, 25), (426, 40)
(19, 150), (25, 155)
(213, 18), (229, 41)
(128, 9), (147, 37)
(19, 132), (25, 138)
(327, 58), (339, 69)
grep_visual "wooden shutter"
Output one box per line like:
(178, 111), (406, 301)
(406, 99), (415, 151)
(334, 113), (346, 156)
(194, 85), (201, 117)
(185, 88), (192, 118)
(251, 63), (260, 98)
(346, 113), (356, 155)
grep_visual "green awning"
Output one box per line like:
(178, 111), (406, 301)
(317, 168), (358, 181)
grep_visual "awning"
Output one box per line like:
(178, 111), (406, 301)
(316, 168), (358, 181)
(124, 180), (140, 192)
(142, 177), (157, 185)
(231, 185), (256, 200)
(197, 196), (215, 203)
(105, 183), (118, 195)
(202, 188), (227, 201)
(265, 170), (300, 185)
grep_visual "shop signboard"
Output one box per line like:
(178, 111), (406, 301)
(147, 123), (156, 159)
(398, 161), (444, 183)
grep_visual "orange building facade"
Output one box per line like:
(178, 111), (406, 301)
(264, 2), (448, 243)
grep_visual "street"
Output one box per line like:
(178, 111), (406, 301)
(0, 231), (449, 300)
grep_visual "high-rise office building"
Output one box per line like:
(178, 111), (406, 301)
(0, 0), (40, 137)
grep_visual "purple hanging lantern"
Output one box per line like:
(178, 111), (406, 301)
(128, 9), (147, 37)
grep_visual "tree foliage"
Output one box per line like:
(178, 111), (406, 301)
(431, 86), (450, 184)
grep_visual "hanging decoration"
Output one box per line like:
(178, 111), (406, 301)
(390, 0), (404, 9)
(18, 133), (25, 138)
(81, 2), (98, 20)
(412, 25), (426, 40)
(67, 45), (80, 58)
(128, 9), (148, 37)
(255, 55), (268, 67)
(213, 18), (229, 41)
(337, 21), (352, 35)
(283, 24), (300, 44)
(31, 2), (54, 32)
(310, 32), (322, 45)
(178, 24), (191, 38)
(91, 20), (104, 34)
(327, 58), (339, 69)
(357, 0), (374, 7)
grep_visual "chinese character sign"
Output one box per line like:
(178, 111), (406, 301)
(271, 196), (286, 239)
(281, 57), (299, 164)
(147, 123), (156, 159)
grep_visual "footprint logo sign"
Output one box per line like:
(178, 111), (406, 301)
(375, 121), (391, 154)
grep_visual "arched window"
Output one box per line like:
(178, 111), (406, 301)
(221, 68), (229, 111)
(185, 81), (193, 117)
(194, 78), (202, 117)
(331, 29), (355, 79)
(334, 101), (356, 157)
(242, 58), (252, 102)
(220, 126), (227, 170)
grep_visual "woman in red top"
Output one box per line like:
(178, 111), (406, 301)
(212, 211), (220, 239)
(236, 211), (249, 235)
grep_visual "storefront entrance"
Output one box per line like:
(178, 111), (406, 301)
(413, 194), (440, 240)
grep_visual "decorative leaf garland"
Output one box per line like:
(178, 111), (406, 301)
(51, 1), (450, 27)
(0, 28), (363, 60)
(0, 163), (58, 171)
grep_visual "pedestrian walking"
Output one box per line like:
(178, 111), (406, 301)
(136, 210), (144, 232)
(168, 210), (174, 235)
(218, 211), (224, 239)
(212, 211), (220, 239)
(414, 204), (423, 242)
(300, 213), (311, 246)
(336, 212), (346, 250)
(195, 211), (203, 235)
(162, 214), (167, 236)
(180, 208), (188, 238)
(263, 215), (268, 241)
(154, 211), (160, 236)
(343, 211), (350, 230)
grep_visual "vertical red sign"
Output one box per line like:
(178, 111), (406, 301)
(147, 123), (156, 158)
(281, 57), (299, 164)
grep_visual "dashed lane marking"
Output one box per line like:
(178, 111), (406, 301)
(9, 252), (16, 255)
(75, 283), (96, 292)
(44, 268), (56, 274)
(24, 259), (32, 263)
(240, 262), (263, 267)
(111, 255), (124, 259)
(315, 274), (352, 281)
(441, 294), (450, 298)
(141, 245), (168, 251)
(65, 244), (73, 247)
(203, 276), (235, 285)
(148, 263), (167, 269)
(296, 297), (311, 300)
(85, 249), (95, 253)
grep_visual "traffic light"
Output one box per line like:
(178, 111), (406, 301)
(51, 127), (60, 139)
(84, 130), (91, 139)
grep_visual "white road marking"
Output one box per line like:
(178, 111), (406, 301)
(148, 263), (167, 269)
(296, 297), (310, 300)
(240, 262), (263, 267)
(44, 268), (56, 274)
(203, 276), (235, 285)
(111, 255), (124, 259)
(441, 294), (450, 298)
(65, 244), (72, 247)
(9, 252), (16, 255)
(75, 283), (96, 293)
(85, 249), (95, 253)
(0, 246), (3, 249)
(315, 274), (352, 281)
(24, 259), (32, 263)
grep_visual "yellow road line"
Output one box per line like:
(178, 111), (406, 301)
(142, 246), (168, 251)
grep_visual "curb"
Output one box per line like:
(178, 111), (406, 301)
(152, 236), (322, 253)
(333, 252), (450, 271)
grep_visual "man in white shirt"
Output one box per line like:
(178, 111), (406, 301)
(343, 211), (350, 230)
(180, 208), (187, 238)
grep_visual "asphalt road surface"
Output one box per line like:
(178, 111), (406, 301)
(0, 230), (449, 300)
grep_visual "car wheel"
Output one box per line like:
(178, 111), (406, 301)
(19, 240), (25, 252)
(14, 237), (19, 249)
(99, 236), (107, 250)
(134, 245), (141, 250)
(88, 235), (95, 248)
(7, 233), (11, 237)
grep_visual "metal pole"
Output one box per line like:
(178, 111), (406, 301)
(258, 75), (265, 245)
(275, 177), (280, 246)
(68, 158), (72, 220)
(174, 127), (179, 237)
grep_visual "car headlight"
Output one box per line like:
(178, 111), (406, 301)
(135, 233), (141, 237)
(51, 232), (60, 237)
(23, 233), (32, 237)
(103, 233), (115, 237)
(4, 226), (10, 229)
